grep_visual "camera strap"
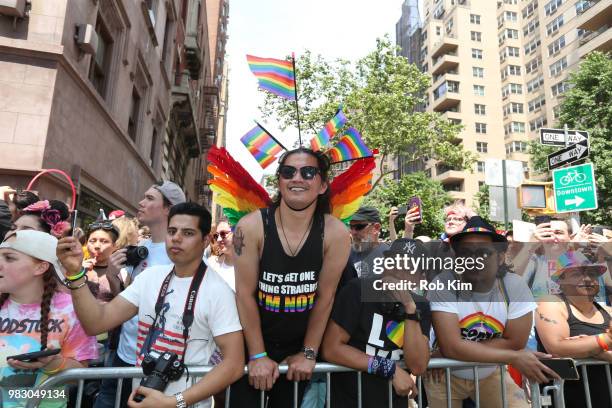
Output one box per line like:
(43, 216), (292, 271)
(148, 261), (207, 363)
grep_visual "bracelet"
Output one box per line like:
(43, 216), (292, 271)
(65, 267), (87, 282)
(367, 356), (396, 379)
(596, 334), (609, 351)
(41, 357), (66, 375)
(249, 352), (267, 361)
(67, 274), (88, 290)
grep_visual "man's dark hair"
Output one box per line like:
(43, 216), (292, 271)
(13, 191), (39, 210)
(168, 202), (212, 237)
(272, 147), (331, 214)
(153, 181), (172, 208)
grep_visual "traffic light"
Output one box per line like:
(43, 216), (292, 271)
(518, 182), (555, 214)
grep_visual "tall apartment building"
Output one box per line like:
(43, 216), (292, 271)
(396, 0), (611, 206)
(0, 0), (229, 220)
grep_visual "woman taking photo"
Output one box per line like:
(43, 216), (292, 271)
(0, 230), (98, 407)
(535, 250), (612, 407)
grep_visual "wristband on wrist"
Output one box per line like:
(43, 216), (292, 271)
(42, 357), (67, 375)
(596, 334), (609, 351)
(249, 352), (267, 361)
(367, 356), (396, 379)
(67, 274), (88, 290)
(65, 267), (87, 282)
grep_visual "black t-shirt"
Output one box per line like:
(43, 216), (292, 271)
(330, 277), (431, 408)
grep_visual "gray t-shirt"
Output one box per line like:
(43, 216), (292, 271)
(351, 242), (390, 278)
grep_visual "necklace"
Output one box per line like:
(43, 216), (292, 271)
(278, 207), (314, 257)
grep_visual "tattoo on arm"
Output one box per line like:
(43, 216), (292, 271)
(538, 313), (558, 324)
(233, 227), (245, 256)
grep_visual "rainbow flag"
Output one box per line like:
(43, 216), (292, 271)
(310, 107), (347, 152)
(240, 125), (283, 157)
(240, 124), (283, 169)
(328, 128), (373, 162)
(246, 55), (295, 101)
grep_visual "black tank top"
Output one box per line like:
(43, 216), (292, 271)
(536, 296), (612, 408)
(257, 206), (325, 352)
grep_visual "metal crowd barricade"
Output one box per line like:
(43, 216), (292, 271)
(25, 358), (612, 408)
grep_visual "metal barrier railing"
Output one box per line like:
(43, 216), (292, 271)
(24, 358), (611, 408)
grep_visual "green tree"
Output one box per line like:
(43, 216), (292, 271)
(259, 37), (477, 189)
(363, 172), (451, 238)
(528, 52), (612, 225)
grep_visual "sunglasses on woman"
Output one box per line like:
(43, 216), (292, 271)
(214, 231), (231, 240)
(278, 165), (320, 180)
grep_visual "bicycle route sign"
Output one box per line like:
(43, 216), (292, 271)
(547, 139), (589, 170)
(553, 163), (597, 213)
(539, 128), (588, 147)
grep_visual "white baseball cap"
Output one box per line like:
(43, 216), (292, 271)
(0, 230), (64, 275)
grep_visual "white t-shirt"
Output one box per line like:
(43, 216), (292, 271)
(428, 271), (536, 380)
(120, 264), (242, 408)
(117, 240), (172, 364)
(206, 256), (235, 292)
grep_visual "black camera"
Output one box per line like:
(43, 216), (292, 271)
(133, 350), (185, 402)
(124, 245), (148, 266)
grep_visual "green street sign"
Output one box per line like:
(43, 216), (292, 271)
(553, 163), (598, 213)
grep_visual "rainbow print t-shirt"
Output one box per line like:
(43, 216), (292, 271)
(428, 272), (536, 380)
(0, 292), (99, 407)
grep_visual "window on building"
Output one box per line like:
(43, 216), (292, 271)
(144, 0), (157, 26)
(128, 87), (141, 142)
(530, 115), (548, 131)
(522, 0), (538, 18)
(502, 83), (523, 97)
(502, 64), (522, 80)
(524, 37), (541, 55)
(473, 84), (485, 96)
(528, 95), (546, 112)
(505, 11), (518, 22)
(475, 123), (487, 134)
(525, 55), (542, 74)
(548, 35), (566, 56)
(508, 47), (520, 57)
(476, 141), (488, 153)
(470, 13), (481, 24)
(506, 28), (519, 40)
(576, 0), (593, 13)
(477, 161), (485, 173)
(553, 105), (561, 119)
(544, 0), (563, 16)
(150, 128), (158, 167)
(546, 15), (564, 36)
(527, 75), (545, 93)
(551, 80), (568, 97)
(503, 102), (525, 116)
(88, 15), (114, 98)
(471, 31), (482, 42)
(505, 141), (528, 153)
(436, 26), (441, 35)
(472, 48), (483, 59)
(473, 66), (484, 78)
(474, 104), (486, 115)
(549, 56), (568, 77)
(523, 17), (540, 37)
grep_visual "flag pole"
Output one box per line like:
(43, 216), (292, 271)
(330, 156), (374, 165)
(292, 52), (303, 146)
(253, 120), (288, 151)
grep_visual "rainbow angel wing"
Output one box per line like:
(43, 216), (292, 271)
(329, 156), (376, 224)
(207, 146), (272, 226)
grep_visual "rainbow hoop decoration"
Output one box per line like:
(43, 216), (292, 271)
(26, 169), (77, 211)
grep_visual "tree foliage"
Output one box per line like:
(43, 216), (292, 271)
(528, 52), (612, 225)
(259, 36), (477, 188)
(363, 172), (451, 238)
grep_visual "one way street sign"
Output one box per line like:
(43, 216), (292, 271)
(547, 140), (589, 170)
(539, 128), (589, 146)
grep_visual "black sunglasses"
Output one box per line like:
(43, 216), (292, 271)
(350, 223), (370, 231)
(89, 222), (119, 236)
(278, 165), (320, 180)
(213, 231), (231, 240)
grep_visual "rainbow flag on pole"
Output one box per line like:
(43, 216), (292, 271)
(240, 124), (283, 169)
(246, 55), (296, 101)
(328, 128), (373, 162)
(310, 107), (347, 152)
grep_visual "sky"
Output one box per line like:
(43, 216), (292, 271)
(224, 0), (407, 182)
